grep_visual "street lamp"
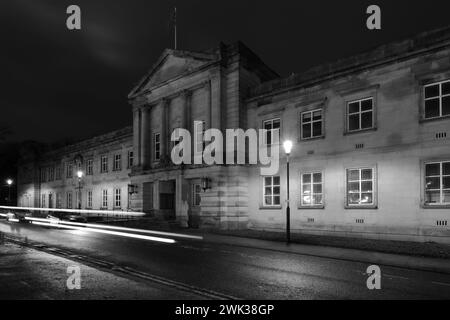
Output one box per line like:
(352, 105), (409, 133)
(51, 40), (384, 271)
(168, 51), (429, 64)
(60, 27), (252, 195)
(77, 170), (83, 209)
(283, 140), (293, 244)
(6, 179), (13, 205)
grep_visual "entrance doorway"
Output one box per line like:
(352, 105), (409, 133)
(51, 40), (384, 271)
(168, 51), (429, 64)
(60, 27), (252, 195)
(159, 180), (176, 220)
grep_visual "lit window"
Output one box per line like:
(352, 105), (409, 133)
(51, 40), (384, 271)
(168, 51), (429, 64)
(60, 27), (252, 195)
(101, 156), (108, 173)
(263, 118), (281, 146)
(102, 189), (108, 208)
(263, 176), (281, 206)
(301, 172), (323, 206)
(301, 110), (323, 139)
(425, 161), (450, 205)
(347, 168), (375, 206)
(87, 190), (93, 208)
(424, 80), (450, 119)
(127, 151), (134, 168)
(114, 188), (121, 208)
(154, 133), (161, 161)
(113, 154), (122, 171)
(192, 184), (201, 206)
(347, 98), (374, 132)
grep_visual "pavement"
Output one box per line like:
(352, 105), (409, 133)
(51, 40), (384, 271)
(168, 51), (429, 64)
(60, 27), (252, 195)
(1, 220), (450, 299)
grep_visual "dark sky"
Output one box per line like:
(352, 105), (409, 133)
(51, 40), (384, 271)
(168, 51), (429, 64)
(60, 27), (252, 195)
(1, 0), (450, 143)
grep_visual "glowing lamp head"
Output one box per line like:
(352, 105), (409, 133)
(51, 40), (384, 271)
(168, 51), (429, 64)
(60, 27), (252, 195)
(6, 179), (13, 185)
(283, 140), (293, 155)
(77, 170), (83, 179)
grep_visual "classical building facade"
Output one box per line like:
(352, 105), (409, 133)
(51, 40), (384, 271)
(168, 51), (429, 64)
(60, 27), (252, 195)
(18, 27), (450, 243)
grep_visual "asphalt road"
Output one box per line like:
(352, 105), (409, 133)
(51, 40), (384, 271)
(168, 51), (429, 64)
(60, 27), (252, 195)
(1, 220), (450, 299)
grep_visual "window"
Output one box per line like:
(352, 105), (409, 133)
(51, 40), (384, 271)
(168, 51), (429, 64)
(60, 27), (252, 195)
(48, 167), (55, 181)
(40, 168), (47, 182)
(66, 163), (73, 178)
(114, 188), (121, 208)
(154, 133), (161, 161)
(113, 154), (122, 171)
(301, 172), (323, 206)
(56, 193), (61, 208)
(424, 80), (450, 119)
(425, 161), (450, 205)
(301, 109), (323, 139)
(101, 156), (108, 173)
(66, 192), (73, 209)
(127, 151), (134, 168)
(86, 159), (93, 175)
(347, 168), (375, 206)
(347, 98), (374, 132)
(263, 176), (281, 206)
(263, 118), (281, 146)
(192, 184), (201, 206)
(55, 165), (61, 180)
(102, 189), (108, 208)
(41, 194), (46, 208)
(194, 121), (206, 153)
(87, 190), (93, 208)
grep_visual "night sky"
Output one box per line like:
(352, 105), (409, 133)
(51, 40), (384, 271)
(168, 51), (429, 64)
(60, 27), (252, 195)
(1, 0), (450, 143)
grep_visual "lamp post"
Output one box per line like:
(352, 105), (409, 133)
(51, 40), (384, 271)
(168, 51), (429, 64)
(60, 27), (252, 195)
(76, 170), (83, 210)
(283, 140), (293, 244)
(6, 179), (13, 205)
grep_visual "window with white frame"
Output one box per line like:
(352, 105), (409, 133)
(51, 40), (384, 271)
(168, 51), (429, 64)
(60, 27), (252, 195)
(346, 168), (375, 206)
(66, 192), (72, 209)
(301, 109), (323, 139)
(86, 159), (93, 175)
(113, 154), (122, 171)
(424, 80), (450, 119)
(66, 162), (73, 178)
(86, 190), (92, 208)
(263, 118), (281, 146)
(41, 193), (46, 208)
(100, 155), (108, 173)
(192, 183), (201, 206)
(263, 176), (281, 206)
(301, 172), (323, 206)
(154, 133), (161, 161)
(127, 151), (134, 168)
(114, 188), (121, 208)
(102, 189), (108, 208)
(347, 98), (374, 132)
(425, 161), (450, 205)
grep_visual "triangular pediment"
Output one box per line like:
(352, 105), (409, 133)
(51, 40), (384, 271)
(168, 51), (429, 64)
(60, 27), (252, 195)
(129, 49), (217, 98)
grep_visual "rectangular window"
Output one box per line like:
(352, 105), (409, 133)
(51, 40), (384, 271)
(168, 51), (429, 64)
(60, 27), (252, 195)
(301, 109), (323, 139)
(301, 172), (323, 206)
(100, 156), (108, 173)
(347, 98), (374, 132)
(424, 80), (450, 119)
(66, 192), (72, 209)
(48, 167), (55, 181)
(40, 168), (47, 182)
(425, 161), (450, 205)
(263, 176), (281, 206)
(41, 194), (46, 208)
(194, 121), (206, 153)
(154, 133), (161, 161)
(55, 165), (61, 180)
(192, 184), (201, 206)
(87, 190), (93, 208)
(114, 188), (121, 208)
(127, 151), (134, 168)
(56, 193), (61, 209)
(102, 189), (108, 208)
(346, 168), (375, 206)
(113, 154), (122, 171)
(263, 118), (281, 146)
(66, 163), (73, 178)
(86, 159), (93, 175)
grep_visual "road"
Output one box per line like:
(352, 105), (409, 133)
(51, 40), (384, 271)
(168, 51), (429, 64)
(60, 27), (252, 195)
(1, 220), (450, 299)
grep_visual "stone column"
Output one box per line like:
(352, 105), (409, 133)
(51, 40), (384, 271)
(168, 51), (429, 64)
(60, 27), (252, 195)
(160, 99), (169, 162)
(182, 90), (192, 131)
(140, 107), (151, 168)
(132, 108), (141, 167)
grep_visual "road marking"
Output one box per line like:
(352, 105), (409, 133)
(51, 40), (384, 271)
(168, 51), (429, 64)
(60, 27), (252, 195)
(432, 281), (450, 287)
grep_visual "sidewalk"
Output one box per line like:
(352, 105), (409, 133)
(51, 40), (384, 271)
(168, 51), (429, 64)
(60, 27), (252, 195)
(101, 219), (450, 274)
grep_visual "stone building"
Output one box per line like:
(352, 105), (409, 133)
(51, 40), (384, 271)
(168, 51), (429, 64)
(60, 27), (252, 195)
(17, 27), (450, 243)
